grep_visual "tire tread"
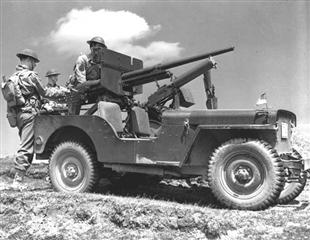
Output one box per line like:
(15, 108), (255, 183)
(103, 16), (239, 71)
(49, 140), (99, 193)
(208, 138), (284, 210)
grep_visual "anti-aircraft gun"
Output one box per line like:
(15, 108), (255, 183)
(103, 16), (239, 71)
(34, 45), (309, 211)
(72, 47), (234, 125)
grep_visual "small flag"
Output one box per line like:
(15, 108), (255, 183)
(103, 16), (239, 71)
(256, 93), (267, 106)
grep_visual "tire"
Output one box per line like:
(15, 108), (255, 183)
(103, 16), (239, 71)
(49, 141), (98, 193)
(277, 149), (307, 204)
(208, 138), (284, 210)
(277, 172), (307, 204)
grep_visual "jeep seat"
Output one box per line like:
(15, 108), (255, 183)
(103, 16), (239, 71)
(130, 107), (151, 137)
(95, 101), (123, 133)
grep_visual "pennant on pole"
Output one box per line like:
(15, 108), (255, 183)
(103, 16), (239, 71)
(256, 93), (267, 106)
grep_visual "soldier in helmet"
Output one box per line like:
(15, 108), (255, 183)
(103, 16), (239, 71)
(67, 36), (107, 114)
(9, 49), (67, 185)
(71, 36), (107, 86)
(46, 69), (61, 88)
(41, 69), (69, 112)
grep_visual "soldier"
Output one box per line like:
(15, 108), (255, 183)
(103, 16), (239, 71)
(46, 69), (61, 88)
(67, 36), (107, 114)
(73, 36), (107, 85)
(42, 69), (68, 112)
(9, 49), (67, 185)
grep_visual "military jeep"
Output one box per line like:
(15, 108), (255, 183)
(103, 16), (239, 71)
(34, 47), (309, 210)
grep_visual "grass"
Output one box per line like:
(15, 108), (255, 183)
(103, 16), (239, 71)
(0, 190), (309, 240)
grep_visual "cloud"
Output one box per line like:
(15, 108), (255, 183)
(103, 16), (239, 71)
(48, 7), (183, 66)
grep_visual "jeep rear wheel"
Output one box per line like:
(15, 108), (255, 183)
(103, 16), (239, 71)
(208, 139), (284, 210)
(49, 141), (98, 193)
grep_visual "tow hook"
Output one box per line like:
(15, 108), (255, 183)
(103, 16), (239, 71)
(284, 167), (291, 178)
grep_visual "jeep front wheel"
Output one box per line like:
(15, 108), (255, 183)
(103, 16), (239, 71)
(49, 141), (98, 193)
(208, 139), (284, 210)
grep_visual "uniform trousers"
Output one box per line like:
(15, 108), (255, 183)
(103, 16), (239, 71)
(14, 112), (35, 172)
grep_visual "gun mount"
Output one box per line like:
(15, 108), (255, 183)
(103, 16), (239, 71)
(146, 59), (215, 107)
(77, 46), (234, 113)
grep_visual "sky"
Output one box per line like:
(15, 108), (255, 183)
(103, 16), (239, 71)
(0, 0), (309, 157)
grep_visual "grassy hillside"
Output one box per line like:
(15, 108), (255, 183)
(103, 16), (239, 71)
(0, 189), (309, 240)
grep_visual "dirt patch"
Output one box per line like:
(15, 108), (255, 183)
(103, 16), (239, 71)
(0, 187), (309, 240)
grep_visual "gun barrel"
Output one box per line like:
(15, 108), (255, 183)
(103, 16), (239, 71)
(122, 70), (171, 87)
(122, 46), (234, 80)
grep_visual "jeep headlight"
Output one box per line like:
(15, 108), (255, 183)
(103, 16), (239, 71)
(281, 122), (288, 139)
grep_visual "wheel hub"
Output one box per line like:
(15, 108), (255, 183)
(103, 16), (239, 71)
(65, 164), (79, 179)
(234, 166), (253, 184)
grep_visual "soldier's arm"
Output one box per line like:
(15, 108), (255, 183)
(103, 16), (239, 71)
(30, 73), (67, 99)
(74, 55), (88, 84)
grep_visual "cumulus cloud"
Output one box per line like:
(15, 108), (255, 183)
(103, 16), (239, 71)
(48, 7), (183, 66)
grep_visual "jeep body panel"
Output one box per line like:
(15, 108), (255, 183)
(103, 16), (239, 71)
(34, 114), (195, 165)
(34, 109), (296, 173)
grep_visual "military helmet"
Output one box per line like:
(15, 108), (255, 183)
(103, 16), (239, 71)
(45, 69), (61, 77)
(16, 49), (40, 63)
(87, 36), (107, 48)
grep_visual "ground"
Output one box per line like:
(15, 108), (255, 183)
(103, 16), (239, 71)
(0, 129), (309, 240)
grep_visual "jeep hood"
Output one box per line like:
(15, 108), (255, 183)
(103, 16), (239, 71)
(162, 109), (296, 126)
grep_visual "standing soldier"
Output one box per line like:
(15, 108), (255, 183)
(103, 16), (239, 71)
(9, 49), (67, 185)
(42, 69), (68, 112)
(67, 36), (107, 114)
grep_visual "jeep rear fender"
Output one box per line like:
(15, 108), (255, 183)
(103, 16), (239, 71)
(34, 115), (134, 163)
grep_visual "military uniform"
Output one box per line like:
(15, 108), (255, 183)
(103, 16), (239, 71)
(46, 82), (68, 91)
(67, 53), (101, 87)
(46, 82), (68, 98)
(13, 64), (66, 173)
(42, 83), (68, 111)
(42, 69), (69, 112)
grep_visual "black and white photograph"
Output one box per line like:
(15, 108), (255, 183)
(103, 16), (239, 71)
(0, 0), (309, 239)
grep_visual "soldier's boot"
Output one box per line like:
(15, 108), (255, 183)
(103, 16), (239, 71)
(10, 168), (28, 190)
(8, 167), (24, 179)
(13, 170), (25, 182)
